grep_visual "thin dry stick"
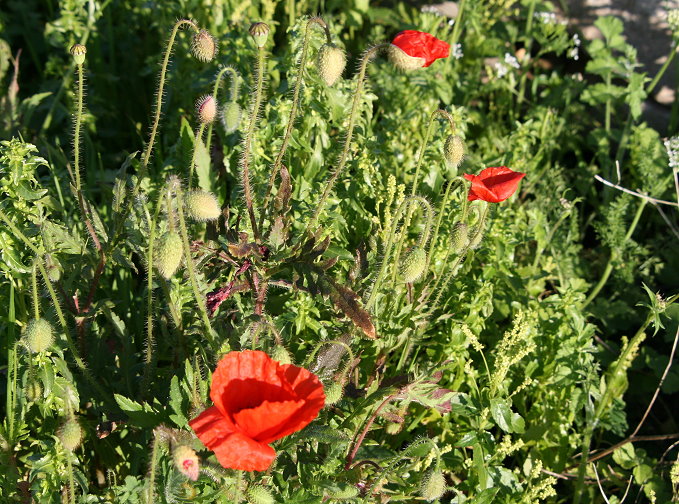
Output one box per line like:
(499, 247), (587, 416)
(631, 325), (679, 437)
(592, 463), (611, 504)
(594, 173), (679, 207)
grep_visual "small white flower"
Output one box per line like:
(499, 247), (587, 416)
(504, 52), (520, 69)
(568, 33), (581, 61)
(451, 43), (463, 60)
(664, 136), (679, 168)
(534, 11), (557, 24)
(495, 61), (509, 78)
(448, 18), (455, 27)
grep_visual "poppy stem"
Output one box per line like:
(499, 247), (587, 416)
(306, 43), (390, 233)
(425, 176), (466, 275)
(145, 430), (162, 503)
(205, 65), (240, 153)
(188, 123), (207, 189)
(259, 17), (330, 233)
(345, 391), (398, 470)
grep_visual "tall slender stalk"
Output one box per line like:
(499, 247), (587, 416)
(188, 123), (207, 189)
(206, 66), (240, 153)
(259, 17), (331, 231)
(307, 43), (389, 232)
(241, 45), (268, 241)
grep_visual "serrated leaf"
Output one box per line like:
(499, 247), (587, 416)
(326, 277), (376, 339)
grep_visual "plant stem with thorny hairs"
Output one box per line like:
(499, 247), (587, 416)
(307, 43), (389, 232)
(188, 123), (207, 189)
(206, 66), (240, 153)
(259, 16), (331, 231)
(241, 45), (267, 241)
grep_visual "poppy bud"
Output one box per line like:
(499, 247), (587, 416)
(247, 485), (275, 504)
(155, 231), (183, 279)
(221, 101), (242, 133)
(249, 22), (270, 48)
(324, 382), (343, 406)
(450, 222), (468, 253)
(58, 418), (83, 451)
(469, 229), (483, 250)
(173, 445), (200, 481)
(191, 30), (217, 62)
(45, 254), (62, 283)
(23, 318), (54, 354)
(444, 135), (465, 169)
(185, 190), (221, 222)
(271, 345), (292, 365)
(25, 379), (42, 402)
(70, 44), (87, 65)
(419, 469), (446, 501)
(316, 44), (346, 86)
(196, 94), (217, 124)
(400, 247), (427, 283)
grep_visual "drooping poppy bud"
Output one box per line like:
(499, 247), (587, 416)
(185, 190), (221, 222)
(59, 418), (83, 451)
(400, 247), (427, 283)
(420, 469), (446, 501)
(23, 318), (54, 354)
(388, 30), (450, 71)
(70, 44), (87, 65)
(196, 95), (217, 124)
(249, 22), (270, 48)
(444, 135), (465, 169)
(192, 30), (218, 62)
(450, 222), (469, 253)
(221, 101), (242, 133)
(463, 167), (525, 203)
(324, 381), (343, 406)
(155, 231), (183, 279)
(316, 44), (346, 86)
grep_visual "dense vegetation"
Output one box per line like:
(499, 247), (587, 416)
(1, 0), (678, 502)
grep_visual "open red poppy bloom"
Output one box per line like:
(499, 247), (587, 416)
(189, 350), (325, 471)
(463, 167), (526, 203)
(389, 30), (450, 70)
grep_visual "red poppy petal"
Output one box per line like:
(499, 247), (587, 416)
(464, 167), (525, 202)
(189, 405), (237, 448)
(210, 350), (295, 417)
(232, 399), (304, 442)
(211, 432), (276, 472)
(391, 30), (450, 67)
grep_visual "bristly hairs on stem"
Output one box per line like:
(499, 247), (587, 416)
(306, 43), (390, 234)
(206, 66), (241, 152)
(259, 16), (331, 232)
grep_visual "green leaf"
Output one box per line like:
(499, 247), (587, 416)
(489, 398), (524, 433)
(114, 394), (162, 428)
(194, 136), (215, 193)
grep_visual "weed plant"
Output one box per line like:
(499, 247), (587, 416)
(1, 0), (679, 502)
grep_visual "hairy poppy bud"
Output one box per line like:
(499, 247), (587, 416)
(173, 445), (200, 481)
(324, 382), (343, 406)
(45, 254), (62, 282)
(221, 101), (242, 133)
(191, 30), (217, 62)
(420, 469), (446, 501)
(469, 229), (483, 250)
(59, 418), (83, 451)
(450, 222), (468, 253)
(400, 247), (427, 283)
(186, 190), (221, 222)
(249, 22), (270, 48)
(70, 44), (87, 65)
(25, 379), (42, 402)
(196, 95), (217, 124)
(23, 318), (54, 354)
(316, 44), (346, 86)
(247, 485), (275, 504)
(155, 231), (183, 279)
(271, 345), (292, 365)
(444, 135), (465, 169)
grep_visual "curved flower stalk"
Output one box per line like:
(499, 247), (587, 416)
(206, 65), (241, 152)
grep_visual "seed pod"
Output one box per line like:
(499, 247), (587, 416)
(450, 222), (469, 253)
(249, 22), (270, 48)
(173, 445), (200, 481)
(468, 229), (483, 249)
(155, 231), (183, 279)
(185, 190), (221, 222)
(400, 247), (427, 283)
(45, 254), (62, 283)
(23, 318), (54, 354)
(191, 30), (217, 62)
(25, 379), (43, 402)
(324, 382), (343, 406)
(247, 485), (275, 504)
(420, 469), (446, 501)
(316, 44), (346, 86)
(196, 94), (217, 124)
(221, 101), (242, 133)
(59, 418), (83, 451)
(271, 345), (292, 365)
(444, 135), (465, 170)
(70, 44), (87, 65)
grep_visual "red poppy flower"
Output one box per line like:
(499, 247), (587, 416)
(189, 350), (325, 472)
(389, 30), (450, 70)
(463, 167), (526, 203)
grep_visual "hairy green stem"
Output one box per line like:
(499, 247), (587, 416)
(174, 182), (214, 340)
(31, 262), (40, 319)
(206, 66), (240, 153)
(425, 177), (466, 274)
(582, 199), (647, 308)
(188, 123), (207, 189)
(307, 43), (389, 232)
(241, 46), (267, 241)
(389, 198), (434, 286)
(146, 433), (161, 504)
